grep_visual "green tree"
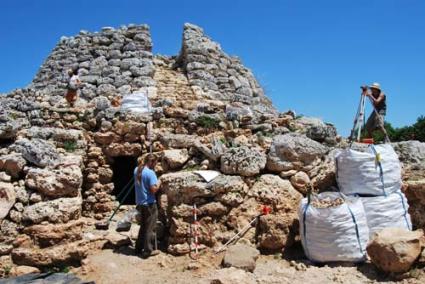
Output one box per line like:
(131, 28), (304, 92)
(376, 115), (425, 142)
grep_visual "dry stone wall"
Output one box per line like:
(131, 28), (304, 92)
(32, 25), (155, 100)
(176, 23), (276, 118)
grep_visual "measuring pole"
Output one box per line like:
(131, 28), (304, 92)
(189, 204), (200, 259)
(147, 121), (153, 154)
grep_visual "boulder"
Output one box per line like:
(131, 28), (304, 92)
(113, 121), (145, 136)
(1, 219), (19, 238)
(248, 174), (302, 211)
(246, 175), (302, 250)
(393, 141), (425, 166)
(25, 165), (82, 198)
(23, 220), (84, 248)
(0, 153), (27, 178)
(11, 238), (107, 267)
(209, 175), (248, 207)
(12, 138), (60, 168)
(267, 133), (328, 172)
(220, 146), (266, 177)
(226, 198), (263, 243)
(222, 243), (259, 272)
(293, 116), (337, 145)
(22, 197), (82, 224)
(257, 213), (298, 250)
(199, 202), (228, 217)
(0, 172), (11, 182)
(0, 117), (29, 140)
(9, 265), (40, 277)
(94, 131), (120, 145)
(403, 179), (425, 231)
(160, 133), (197, 148)
(104, 142), (141, 157)
(160, 172), (209, 205)
(0, 244), (13, 255)
(309, 149), (340, 192)
(367, 228), (423, 273)
(162, 149), (189, 170)
(194, 140), (224, 162)
(104, 231), (132, 248)
(23, 127), (85, 148)
(0, 182), (15, 220)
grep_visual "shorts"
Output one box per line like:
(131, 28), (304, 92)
(66, 89), (78, 104)
(365, 111), (385, 133)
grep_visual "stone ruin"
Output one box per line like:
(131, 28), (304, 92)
(1, 22), (425, 274)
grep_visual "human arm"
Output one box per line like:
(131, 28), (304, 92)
(148, 172), (160, 194)
(150, 183), (159, 194)
(368, 93), (385, 106)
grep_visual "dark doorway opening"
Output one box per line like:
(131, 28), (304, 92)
(111, 156), (137, 205)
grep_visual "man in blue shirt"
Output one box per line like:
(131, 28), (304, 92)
(134, 154), (160, 258)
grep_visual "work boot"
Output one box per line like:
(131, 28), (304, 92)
(140, 249), (160, 259)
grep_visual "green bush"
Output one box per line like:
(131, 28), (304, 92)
(373, 116), (425, 142)
(195, 115), (220, 129)
(63, 140), (78, 152)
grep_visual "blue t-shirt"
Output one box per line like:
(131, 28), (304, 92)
(134, 166), (158, 205)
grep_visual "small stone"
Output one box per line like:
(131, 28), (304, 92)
(186, 262), (201, 270)
(222, 243), (260, 272)
(290, 171), (310, 194)
(0, 172), (11, 182)
(29, 193), (42, 203)
(0, 181), (15, 220)
(162, 149), (189, 170)
(279, 170), (297, 178)
(0, 244), (13, 256)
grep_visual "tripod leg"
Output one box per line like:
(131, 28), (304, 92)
(350, 94), (365, 143)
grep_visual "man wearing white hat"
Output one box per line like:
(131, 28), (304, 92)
(364, 82), (387, 139)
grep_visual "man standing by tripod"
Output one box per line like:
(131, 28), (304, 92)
(363, 83), (388, 140)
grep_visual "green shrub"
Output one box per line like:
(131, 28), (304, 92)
(372, 116), (425, 142)
(195, 115), (220, 129)
(63, 140), (78, 152)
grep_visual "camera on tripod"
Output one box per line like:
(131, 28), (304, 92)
(360, 85), (369, 91)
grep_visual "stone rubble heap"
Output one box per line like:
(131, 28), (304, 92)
(0, 22), (425, 276)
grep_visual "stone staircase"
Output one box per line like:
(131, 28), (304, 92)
(153, 57), (200, 110)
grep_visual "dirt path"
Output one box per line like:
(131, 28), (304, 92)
(75, 248), (425, 284)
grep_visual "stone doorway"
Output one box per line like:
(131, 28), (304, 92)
(111, 156), (138, 205)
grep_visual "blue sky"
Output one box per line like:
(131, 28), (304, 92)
(1, 0), (424, 135)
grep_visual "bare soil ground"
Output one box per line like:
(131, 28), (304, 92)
(75, 246), (425, 284)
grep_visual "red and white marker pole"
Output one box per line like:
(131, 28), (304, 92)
(189, 203), (200, 259)
(193, 204), (199, 255)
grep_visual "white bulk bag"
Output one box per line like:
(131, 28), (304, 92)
(361, 191), (412, 237)
(298, 192), (369, 262)
(299, 192), (369, 263)
(336, 144), (402, 196)
(121, 91), (151, 113)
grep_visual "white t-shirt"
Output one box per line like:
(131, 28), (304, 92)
(69, 75), (80, 90)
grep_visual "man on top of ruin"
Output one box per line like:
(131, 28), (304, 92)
(65, 68), (81, 108)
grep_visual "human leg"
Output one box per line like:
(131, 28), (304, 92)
(143, 205), (158, 255)
(135, 205), (146, 254)
(365, 112), (376, 138)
